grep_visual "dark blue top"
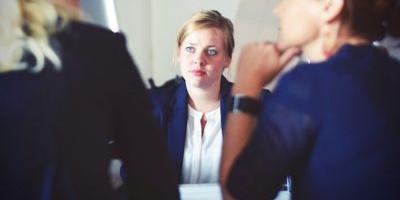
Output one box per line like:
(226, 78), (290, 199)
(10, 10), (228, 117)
(149, 76), (270, 183)
(0, 22), (179, 200)
(227, 45), (400, 200)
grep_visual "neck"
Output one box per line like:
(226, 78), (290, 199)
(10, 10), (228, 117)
(302, 34), (370, 63)
(186, 80), (221, 113)
(302, 37), (326, 63)
(337, 36), (370, 48)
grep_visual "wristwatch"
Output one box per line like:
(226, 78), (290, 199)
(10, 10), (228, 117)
(229, 94), (261, 116)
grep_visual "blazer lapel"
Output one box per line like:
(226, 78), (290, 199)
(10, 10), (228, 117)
(167, 82), (188, 182)
(220, 76), (232, 133)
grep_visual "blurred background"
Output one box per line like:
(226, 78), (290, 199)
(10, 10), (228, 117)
(75, 0), (281, 87)
(74, 0), (400, 88)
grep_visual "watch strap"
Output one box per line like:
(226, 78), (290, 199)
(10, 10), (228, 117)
(229, 94), (261, 116)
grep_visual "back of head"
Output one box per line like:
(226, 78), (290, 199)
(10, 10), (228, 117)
(341, 0), (399, 41)
(0, 0), (80, 73)
(387, 0), (400, 37)
(175, 10), (235, 60)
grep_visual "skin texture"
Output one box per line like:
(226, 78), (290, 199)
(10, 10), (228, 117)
(179, 27), (230, 90)
(178, 27), (231, 113)
(273, 0), (321, 50)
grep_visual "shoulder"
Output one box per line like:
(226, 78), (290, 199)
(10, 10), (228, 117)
(220, 76), (233, 97)
(276, 62), (325, 93)
(54, 21), (142, 91)
(149, 77), (185, 109)
(267, 63), (323, 113)
(260, 88), (271, 103)
(56, 21), (126, 49)
(64, 21), (123, 40)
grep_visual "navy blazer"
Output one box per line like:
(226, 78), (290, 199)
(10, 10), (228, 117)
(150, 76), (270, 183)
(227, 45), (400, 200)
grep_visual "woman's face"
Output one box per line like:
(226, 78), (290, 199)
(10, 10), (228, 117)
(274, 0), (322, 49)
(178, 27), (230, 89)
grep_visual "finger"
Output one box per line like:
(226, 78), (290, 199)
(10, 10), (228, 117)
(276, 42), (288, 52)
(279, 47), (301, 66)
(263, 41), (274, 45)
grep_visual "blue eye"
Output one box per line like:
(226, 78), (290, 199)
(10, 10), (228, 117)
(185, 46), (195, 53)
(207, 49), (217, 56)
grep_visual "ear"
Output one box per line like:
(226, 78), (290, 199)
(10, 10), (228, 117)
(223, 57), (231, 69)
(321, 0), (345, 23)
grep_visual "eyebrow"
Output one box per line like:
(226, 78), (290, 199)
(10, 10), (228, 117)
(187, 43), (218, 48)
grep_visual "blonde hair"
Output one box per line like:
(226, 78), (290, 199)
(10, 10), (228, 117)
(174, 10), (235, 62)
(0, 0), (80, 73)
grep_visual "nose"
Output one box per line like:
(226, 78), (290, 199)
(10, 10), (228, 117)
(193, 51), (206, 66)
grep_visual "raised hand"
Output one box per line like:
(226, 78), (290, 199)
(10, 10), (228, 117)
(233, 42), (300, 97)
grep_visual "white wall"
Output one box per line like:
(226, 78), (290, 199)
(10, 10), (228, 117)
(80, 1), (108, 28)
(114, 0), (153, 83)
(82, 0), (286, 88)
(80, 0), (153, 82)
(112, 0), (241, 86)
(228, 0), (279, 81)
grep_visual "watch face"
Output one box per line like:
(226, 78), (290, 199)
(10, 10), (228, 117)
(230, 95), (260, 115)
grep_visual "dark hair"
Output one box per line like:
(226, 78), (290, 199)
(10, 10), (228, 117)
(341, 0), (399, 40)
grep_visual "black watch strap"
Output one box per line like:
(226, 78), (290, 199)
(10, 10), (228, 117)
(229, 94), (261, 116)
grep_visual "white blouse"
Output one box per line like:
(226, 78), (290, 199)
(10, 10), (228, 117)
(181, 105), (223, 184)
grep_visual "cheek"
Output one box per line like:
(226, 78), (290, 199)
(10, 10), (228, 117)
(280, 10), (319, 46)
(178, 55), (188, 76)
(207, 60), (226, 74)
(178, 54), (191, 67)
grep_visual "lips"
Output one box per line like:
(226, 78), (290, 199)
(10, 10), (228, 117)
(191, 70), (206, 76)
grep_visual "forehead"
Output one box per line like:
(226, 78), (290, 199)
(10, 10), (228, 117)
(182, 27), (225, 47)
(280, 0), (320, 9)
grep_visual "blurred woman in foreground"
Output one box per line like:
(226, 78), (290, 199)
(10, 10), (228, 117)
(0, 0), (178, 199)
(221, 0), (400, 199)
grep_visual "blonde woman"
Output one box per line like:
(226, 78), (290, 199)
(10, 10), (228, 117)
(149, 10), (270, 184)
(0, 0), (178, 199)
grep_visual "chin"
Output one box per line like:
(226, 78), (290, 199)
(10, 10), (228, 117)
(278, 39), (302, 51)
(277, 36), (290, 49)
(189, 79), (214, 89)
(186, 78), (204, 86)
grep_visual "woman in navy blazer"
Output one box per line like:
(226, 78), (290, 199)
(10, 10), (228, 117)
(150, 75), (233, 183)
(150, 10), (273, 185)
(221, 0), (400, 199)
(149, 10), (236, 184)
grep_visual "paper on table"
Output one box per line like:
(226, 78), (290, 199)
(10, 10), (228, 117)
(179, 183), (222, 200)
(179, 183), (291, 200)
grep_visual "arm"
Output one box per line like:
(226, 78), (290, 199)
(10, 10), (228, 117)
(110, 33), (179, 200)
(220, 43), (299, 199)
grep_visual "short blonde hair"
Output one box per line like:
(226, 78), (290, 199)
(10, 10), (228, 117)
(0, 0), (80, 73)
(175, 10), (235, 61)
